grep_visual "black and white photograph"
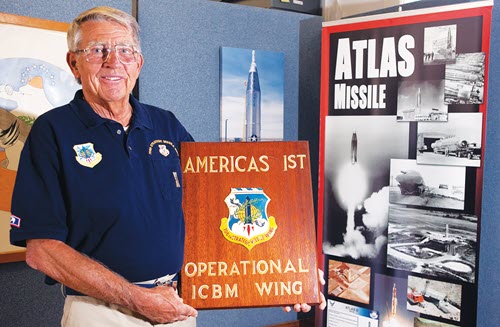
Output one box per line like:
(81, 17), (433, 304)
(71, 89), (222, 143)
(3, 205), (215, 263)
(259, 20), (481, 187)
(407, 275), (462, 322)
(414, 317), (458, 327)
(323, 116), (409, 262)
(416, 112), (482, 167)
(445, 52), (486, 105)
(397, 80), (448, 121)
(423, 24), (457, 65)
(390, 159), (466, 210)
(387, 204), (477, 283)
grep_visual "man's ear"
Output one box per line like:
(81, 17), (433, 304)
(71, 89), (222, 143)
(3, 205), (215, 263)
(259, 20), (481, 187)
(136, 53), (144, 74)
(66, 51), (80, 79)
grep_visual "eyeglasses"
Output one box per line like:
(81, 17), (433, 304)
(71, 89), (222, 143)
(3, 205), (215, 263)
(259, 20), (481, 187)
(74, 43), (139, 65)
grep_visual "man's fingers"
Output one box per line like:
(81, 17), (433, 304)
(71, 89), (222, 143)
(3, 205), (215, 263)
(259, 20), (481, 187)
(318, 268), (326, 285)
(300, 303), (311, 313)
(179, 303), (198, 318)
(319, 292), (326, 311)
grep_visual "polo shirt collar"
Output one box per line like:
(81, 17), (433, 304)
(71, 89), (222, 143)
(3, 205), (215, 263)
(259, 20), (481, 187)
(71, 90), (153, 130)
(129, 94), (153, 130)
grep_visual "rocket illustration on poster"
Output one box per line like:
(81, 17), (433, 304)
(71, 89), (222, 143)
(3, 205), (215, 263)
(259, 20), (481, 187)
(219, 47), (284, 142)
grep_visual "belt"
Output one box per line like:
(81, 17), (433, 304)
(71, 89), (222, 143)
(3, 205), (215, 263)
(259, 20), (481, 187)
(64, 273), (178, 296)
(133, 273), (178, 290)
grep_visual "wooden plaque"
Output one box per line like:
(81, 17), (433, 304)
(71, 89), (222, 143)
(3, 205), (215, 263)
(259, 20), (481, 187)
(180, 141), (320, 309)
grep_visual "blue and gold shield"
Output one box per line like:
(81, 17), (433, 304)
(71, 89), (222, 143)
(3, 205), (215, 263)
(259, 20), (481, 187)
(220, 187), (277, 250)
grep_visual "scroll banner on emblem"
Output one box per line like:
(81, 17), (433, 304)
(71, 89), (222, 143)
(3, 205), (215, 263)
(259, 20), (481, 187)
(180, 141), (320, 309)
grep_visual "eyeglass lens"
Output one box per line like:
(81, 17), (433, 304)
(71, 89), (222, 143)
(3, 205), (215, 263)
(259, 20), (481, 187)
(85, 45), (137, 64)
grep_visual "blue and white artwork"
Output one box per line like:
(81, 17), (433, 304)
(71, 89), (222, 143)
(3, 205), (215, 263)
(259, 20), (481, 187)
(0, 16), (80, 255)
(220, 47), (284, 142)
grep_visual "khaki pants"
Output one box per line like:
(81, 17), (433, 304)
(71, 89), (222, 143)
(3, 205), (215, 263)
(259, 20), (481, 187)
(62, 296), (196, 327)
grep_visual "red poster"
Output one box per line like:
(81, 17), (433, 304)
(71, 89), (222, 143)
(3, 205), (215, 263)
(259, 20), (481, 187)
(318, 2), (492, 326)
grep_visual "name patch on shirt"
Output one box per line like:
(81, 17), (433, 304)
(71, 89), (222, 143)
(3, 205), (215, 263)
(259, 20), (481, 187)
(10, 215), (21, 228)
(73, 143), (102, 168)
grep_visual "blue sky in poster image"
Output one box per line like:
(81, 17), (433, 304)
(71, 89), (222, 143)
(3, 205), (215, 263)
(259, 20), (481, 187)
(220, 47), (284, 141)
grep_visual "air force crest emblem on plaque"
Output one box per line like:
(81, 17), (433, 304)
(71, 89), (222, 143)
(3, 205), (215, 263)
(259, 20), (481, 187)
(73, 143), (102, 168)
(220, 188), (277, 250)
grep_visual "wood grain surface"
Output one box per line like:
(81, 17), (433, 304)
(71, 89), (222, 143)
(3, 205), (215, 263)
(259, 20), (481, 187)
(180, 141), (319, 309)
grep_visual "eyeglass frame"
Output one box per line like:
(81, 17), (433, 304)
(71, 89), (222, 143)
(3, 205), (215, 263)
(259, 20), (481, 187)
(73, 42), (141, 65)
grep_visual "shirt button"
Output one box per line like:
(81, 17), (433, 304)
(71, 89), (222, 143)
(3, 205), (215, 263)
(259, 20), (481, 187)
(117, 129), (122, 135)
(128, 146), (133, 151)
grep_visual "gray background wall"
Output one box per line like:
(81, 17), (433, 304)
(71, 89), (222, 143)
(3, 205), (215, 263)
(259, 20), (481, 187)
(137, 0), (321, 143)
(0, 0), (321, 326)
(477, 1), (500, 326)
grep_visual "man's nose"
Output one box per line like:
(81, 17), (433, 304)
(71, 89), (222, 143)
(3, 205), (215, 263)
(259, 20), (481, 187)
(103, 49), (122, 65)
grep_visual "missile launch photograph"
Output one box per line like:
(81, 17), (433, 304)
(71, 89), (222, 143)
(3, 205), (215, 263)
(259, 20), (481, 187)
(219, 47), (284, 142)
(374, 274), (417, 327)
(323, 115), (409, 263)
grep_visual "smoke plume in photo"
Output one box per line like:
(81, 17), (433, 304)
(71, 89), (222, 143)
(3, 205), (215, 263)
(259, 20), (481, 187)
(322, 116), (409, 262)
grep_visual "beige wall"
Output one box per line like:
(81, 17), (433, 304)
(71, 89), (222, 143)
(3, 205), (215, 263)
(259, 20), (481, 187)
(322, 0), (415, 21)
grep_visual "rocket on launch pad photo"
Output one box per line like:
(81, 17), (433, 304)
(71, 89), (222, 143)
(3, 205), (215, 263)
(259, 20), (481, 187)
(219, 47), (284, 142)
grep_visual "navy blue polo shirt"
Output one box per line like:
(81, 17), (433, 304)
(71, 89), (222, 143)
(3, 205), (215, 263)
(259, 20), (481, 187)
(10, 90), (193, 287)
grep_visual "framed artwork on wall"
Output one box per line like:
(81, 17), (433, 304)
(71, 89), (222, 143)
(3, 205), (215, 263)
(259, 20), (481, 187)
(219, 47), (284, 143)
(0, 12), (80, 263)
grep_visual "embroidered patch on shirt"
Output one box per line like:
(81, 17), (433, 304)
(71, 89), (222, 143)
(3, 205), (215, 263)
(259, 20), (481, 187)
(148, 140), (179, 156)
(10, 215), (21, 228)
(158, 144), (170, 157)
(73, 143), (102, 168)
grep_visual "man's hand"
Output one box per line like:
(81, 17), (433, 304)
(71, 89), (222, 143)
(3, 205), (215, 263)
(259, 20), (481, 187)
(132, 285), (198, 324)
(282, 268), (327, 313)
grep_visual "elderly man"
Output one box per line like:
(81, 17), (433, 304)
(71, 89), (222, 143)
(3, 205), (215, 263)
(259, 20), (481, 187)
(10, 6), (197, 326)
